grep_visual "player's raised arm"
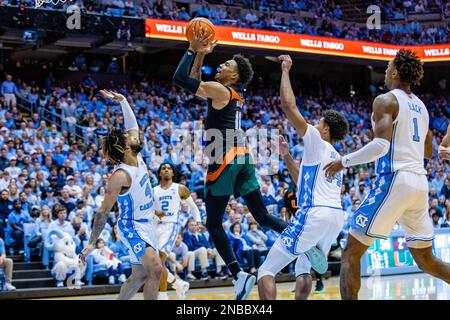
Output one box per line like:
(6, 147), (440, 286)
(189, 28), (218, 81)
(80, 170), (129, 261)
(172, 31), (229, 109)
(279, 135), (299, 183)
(278, 55), (308, 136)
(100, 89), (139, 140)
(324, 93), (394, 178)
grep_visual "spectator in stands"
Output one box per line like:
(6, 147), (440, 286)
(183, 218), (225, 280)
(48, 205), (75, 236)
(246, 222), (269, 260)
(64, 175), (82, 199)
(1, 74), (18, 108)
(228, 222), (260, 274)
(91, 238), (126, 285)
(0, 237), (15, 290)
(0, 189), (12, 239)
(116, 19), (132, 47)
(59, 187), (75, 213)
(106, 57), (120, 74)
(27, 205), (51, 249)
(167, 233), (189, 280)
(6, 199), (32, 253)
(5, 157), (21, 179)
(355, 181), (368, 202)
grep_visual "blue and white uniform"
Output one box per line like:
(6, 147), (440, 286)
(115, 155), (157, 264)
(153, 182), (182, 255)
(351, 89), (433, 248)
(258, 125), (345, 279)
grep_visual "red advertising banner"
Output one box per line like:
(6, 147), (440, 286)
(145, 18), (450, 62)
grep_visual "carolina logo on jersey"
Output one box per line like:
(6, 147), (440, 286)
(133, 242), (143, 254)
(355, 214), (369, 228)
(282, 236), (294, 248)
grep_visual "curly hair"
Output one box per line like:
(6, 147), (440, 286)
(232, 54), (254, 86)
(157, 162), (179, 182)
(393, 49), (424, 85)
(322, 110), (349, 143)
(101, 129), (127, 165)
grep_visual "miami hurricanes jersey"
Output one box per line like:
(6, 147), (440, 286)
(296, 125), (342, 209)
(153, 182), (182, 223)
(114, 155), (155, 224)
(375, 88), (428, 175)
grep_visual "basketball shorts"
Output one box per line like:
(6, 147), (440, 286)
(205, 153), (260, 197)
(258, 206), (344, 279)
(117, 219), (157, 264)
(155, 221), (180, 255)
(350, 171), (434, 249)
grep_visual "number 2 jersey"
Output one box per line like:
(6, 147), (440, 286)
(153, 182), (182, 223)
(374, 88), (428, 175)
(296, 124), (342, 209)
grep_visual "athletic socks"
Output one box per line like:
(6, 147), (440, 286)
(228, 261), (242, 280)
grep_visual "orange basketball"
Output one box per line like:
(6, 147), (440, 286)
(186, 17), (215, 44)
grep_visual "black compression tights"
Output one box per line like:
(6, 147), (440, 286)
(205, 189), (288, 279)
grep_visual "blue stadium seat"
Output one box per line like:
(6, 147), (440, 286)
(85, 254), (131, 285)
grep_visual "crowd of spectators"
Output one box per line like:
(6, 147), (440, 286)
(0, 0), (449, 45)
(0, 61), (449, 288)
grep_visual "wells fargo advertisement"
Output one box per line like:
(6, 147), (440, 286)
(145, 18), (450, 62)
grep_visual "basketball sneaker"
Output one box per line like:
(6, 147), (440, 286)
(314, 279), (325, 293)
(233, 271), (256, 300)
(173, 279), (190, 300)
(158, 292), (169, 300)
(305, 246), (328, 275)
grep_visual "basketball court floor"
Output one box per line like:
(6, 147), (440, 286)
(35, 273), (450, 300)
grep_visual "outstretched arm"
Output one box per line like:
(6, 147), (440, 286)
(179, 184), (202, 225)
(100, 89), (139, 140)
(80, 170), (129, 262)
(278, 55), (307, 136)
(173, 30), (228, 109)
(279, 135), (299, 183)
(324, 93), (395, 178)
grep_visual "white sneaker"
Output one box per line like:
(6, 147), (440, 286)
(108, 275), (115, 285)
(158, 292), (168, 300)
(56, 281), (64, 288)
(232, 271), (256, 300)
(118, 274), (126, 283)
(5, 283), (16, 291)
(75, 280), (85, 287)
(187, 273), (196, 280)
(173, 279), (189, 300)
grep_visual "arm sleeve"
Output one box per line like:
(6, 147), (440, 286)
(172, 50), (201, 94)
(301, 124), (327, 163)
(119, 99), (138, 131)
(341, 138), (390, 167)
(185, 196), (201, 223)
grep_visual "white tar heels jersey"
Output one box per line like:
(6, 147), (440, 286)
(296, 125), (342, 209)
(153, 182), (182, 223)
(114, 155), (155, 222)
(374, 89), (428, 175)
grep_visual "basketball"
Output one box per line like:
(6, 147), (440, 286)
(185, 17), (215, 44)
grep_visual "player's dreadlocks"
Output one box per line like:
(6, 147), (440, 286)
(233, 54), (254, 85)
(102, 129), (127, 165)
(393, 49), (424, 85)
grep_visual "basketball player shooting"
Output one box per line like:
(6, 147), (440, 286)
(172, 23), (327, 300)
(80, 90), (162, 300)
(324, 49), (450, 300)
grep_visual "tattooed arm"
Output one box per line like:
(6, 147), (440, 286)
(80, 169), (130, 262)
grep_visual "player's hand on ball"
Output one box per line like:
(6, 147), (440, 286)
(278, 55), (293, 72)
(197, 222), (206, 232)
(278, 135), (290, 157)
(189, 27), (215, 54)
(100, 89), (125, 101)
(323, 159), (345, 179)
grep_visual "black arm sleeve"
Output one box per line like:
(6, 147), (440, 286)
(172, 49), (201, 94)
